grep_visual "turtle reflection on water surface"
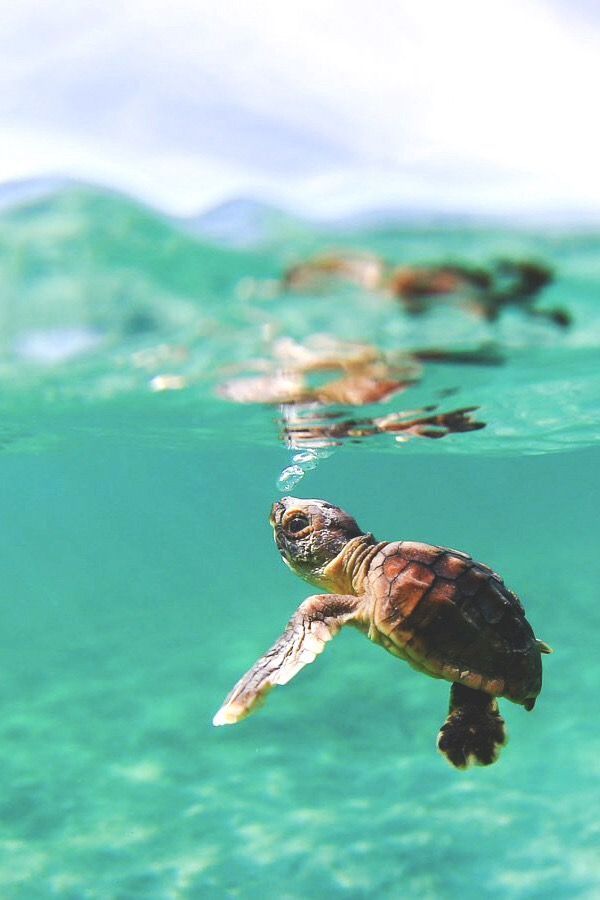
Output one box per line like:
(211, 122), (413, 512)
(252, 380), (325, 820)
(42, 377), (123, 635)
(214, 498), (551, 769)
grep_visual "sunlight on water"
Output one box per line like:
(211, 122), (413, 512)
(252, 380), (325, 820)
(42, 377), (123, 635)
(0, 186), (598, 898)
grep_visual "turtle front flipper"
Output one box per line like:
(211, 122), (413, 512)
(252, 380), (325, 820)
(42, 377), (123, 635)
(213, 594), (361, 726)
(437, 683), (507, 769)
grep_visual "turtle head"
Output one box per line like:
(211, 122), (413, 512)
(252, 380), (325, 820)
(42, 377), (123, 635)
(270, 497), (363, 585)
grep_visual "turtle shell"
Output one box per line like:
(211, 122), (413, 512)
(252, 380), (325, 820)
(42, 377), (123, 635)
(366, 541), (542, 706)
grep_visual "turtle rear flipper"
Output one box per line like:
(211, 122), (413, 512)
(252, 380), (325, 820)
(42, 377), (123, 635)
(437, 683), (507, 769)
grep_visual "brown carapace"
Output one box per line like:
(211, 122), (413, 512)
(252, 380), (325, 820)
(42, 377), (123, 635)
(213, 498), (551, 769)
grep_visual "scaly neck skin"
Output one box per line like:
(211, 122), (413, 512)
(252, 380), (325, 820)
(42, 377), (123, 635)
(320, 533), (386, 595)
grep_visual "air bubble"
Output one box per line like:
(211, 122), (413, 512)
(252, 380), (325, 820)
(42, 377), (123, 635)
(292, 450), (319, 469)
(312, 446), (336, 459)
(276, 465), (305, 492)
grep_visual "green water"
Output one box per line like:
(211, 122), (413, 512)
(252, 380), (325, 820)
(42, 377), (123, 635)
(0, 186), (598, 897)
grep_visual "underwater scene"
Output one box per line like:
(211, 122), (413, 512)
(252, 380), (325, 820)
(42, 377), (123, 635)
(0, 185), (599, 898)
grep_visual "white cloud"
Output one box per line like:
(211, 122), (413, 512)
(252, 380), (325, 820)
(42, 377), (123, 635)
(0, 0), (599, 215)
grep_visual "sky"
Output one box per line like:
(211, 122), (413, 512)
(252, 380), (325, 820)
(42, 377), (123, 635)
(1, 0), (600, 217)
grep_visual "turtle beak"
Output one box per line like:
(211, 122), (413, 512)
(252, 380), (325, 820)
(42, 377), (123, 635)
(270, 499), (292, 562)
(269, 500), (286, 527)
(270, 496), (298, 527)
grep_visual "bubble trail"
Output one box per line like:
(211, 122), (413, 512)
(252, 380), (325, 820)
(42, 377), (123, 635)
(292, 450), (319, 469)
(276, 465), (305, 492)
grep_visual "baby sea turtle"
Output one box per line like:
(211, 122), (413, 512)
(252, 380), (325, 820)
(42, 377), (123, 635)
(214, 498), (551, 768)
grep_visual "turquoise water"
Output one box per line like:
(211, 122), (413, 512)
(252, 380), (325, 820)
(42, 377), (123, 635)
(0, 187), (599, 898)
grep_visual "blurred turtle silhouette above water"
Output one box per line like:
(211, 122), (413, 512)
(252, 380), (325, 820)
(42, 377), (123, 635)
(214, 498), (551, 769)
(218, 336), (420, 407)
(217, 335), (491, 448)
(279, 403), (485, 449)
(391, 259), (569, 326)
(283, 250), (385, 293)
(219, 336), (502, 406)
(283, 252), (570, 327)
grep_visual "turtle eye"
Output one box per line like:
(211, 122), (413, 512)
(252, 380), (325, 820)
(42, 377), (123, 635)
(286, 514), (310, 534)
